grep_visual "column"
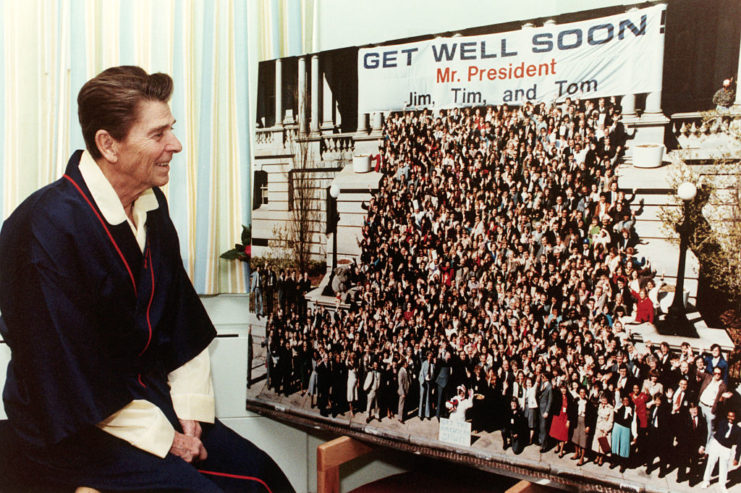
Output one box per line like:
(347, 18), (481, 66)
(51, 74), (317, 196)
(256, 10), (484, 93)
(298, 55), (307, 134)
(357, 111), (367, 133)
(370, 112), (382, 132)
(321, 58), (335, 130)
(642, 5), (665, 114)
(310, 54), (320, 133)
(274, 58), (283, 126)
(645, 91), (663, 114)
(621, 94), (636, 115)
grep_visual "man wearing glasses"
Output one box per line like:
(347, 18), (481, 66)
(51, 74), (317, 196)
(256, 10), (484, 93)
(698, 367), (729, 445)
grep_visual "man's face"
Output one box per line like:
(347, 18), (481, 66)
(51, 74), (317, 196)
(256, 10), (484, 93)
(113, 100), (182, 193)
(728, 411), (736, 424)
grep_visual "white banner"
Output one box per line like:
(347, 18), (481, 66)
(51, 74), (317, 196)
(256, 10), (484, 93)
(357, 5), (665, 113)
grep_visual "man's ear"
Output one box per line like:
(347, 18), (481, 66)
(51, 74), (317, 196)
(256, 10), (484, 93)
(95, 129), (119, 163)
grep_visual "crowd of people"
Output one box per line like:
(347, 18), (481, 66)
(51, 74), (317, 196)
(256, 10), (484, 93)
(263, 97), (739, 489)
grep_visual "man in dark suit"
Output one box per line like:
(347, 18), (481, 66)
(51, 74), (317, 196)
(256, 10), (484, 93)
(435, 351), (452, 419)
(677, 403), (707, 484)
(668, 379), (691, 468)
(645, 393), (672, 477)
(536, 372), (553, 451)
(610, 365), (636, 405)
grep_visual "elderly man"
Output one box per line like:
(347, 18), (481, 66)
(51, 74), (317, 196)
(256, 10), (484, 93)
(0, 67), (292, 492)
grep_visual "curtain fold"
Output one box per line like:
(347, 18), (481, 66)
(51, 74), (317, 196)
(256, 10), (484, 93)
(0, 0), (250, 294)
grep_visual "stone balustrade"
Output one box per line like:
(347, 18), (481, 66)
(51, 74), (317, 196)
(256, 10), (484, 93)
(255, 124), (300, 151)
(320, 132), (355, 162)
(669, 111), (741, 159)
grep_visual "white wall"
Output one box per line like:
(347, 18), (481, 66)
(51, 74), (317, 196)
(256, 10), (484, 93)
(315, 0), (650, 53)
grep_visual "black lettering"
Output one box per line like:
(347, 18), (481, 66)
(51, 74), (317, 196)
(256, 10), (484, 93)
(588, 24), (614, 45)
(400, 47), (418, 66)
(558, 29), (582, 50)
(363, 52), (379, 69)
(383, 51), (397, 68)
(432, 43), (457, 62)
(501, 38), (518, 57)
(531, 33), (553, 53)
(619, 15), (647, 39)
(460, 42), (476, 60)
(480, 41), (497, 59)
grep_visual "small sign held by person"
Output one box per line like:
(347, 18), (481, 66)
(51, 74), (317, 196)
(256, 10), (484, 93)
(439, 418), (472, 447)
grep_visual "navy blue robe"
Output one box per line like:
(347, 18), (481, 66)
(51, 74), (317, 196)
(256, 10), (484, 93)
(0, 151), (292, 492)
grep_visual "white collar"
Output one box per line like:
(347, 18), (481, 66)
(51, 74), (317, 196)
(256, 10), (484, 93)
(78, 151), (160, 251)
(79, 151), (160, 225)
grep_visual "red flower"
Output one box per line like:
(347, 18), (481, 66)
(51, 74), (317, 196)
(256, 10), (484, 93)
(244, 245), (251, 257)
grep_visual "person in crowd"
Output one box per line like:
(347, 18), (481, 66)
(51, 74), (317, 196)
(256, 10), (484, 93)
(537, 372), (554, 452)
(316, 353), (332, 417)
(436, 351), (452, 419)
(611, 395), (635, 473)
(592, 393), (614, 467)
(277, 269), (287, 312)
(447, 385), (474, 422)
(645, 393), (671, 477)
(398, 358), (411, 422)
(418, 351), (435, 420)
(698, 367), (729, 445)
(705, 344), (730, 385)
(305, 349), (319, 406)
(633, 289), (654, 324)
(264, 266), (277, 315)
(364, 360), (382, 423)
(524, 377), (540, 445)
(297, 271), (311, 319)
(346, 356), (359, 417)
(569, 386), (596, 466)
(677, 403), (707, 484)
(700, 410), (741, 491)
(502, 397), (528, 454)
(0, 66), (292, 492)
(549, 384), (572, 458)
(330, 352), (347, 417)
(251, 265), (264, 319)
(712, 78), (736, 113)
(630, 383), (650, 464)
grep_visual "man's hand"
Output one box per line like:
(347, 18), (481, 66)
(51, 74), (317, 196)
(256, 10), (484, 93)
(179, 419), (203, 439)
(170, 431), (207, 463)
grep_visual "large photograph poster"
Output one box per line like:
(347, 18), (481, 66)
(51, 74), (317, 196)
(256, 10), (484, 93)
(248, 3), (740, 491)
(358, 5), (664, 112)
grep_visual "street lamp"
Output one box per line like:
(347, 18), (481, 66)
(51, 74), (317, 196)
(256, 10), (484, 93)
(657, 181), (699, 337)
(322, 183), (340, 296)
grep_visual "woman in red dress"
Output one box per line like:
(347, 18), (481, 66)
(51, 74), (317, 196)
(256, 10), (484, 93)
(630, 383), (650, 462)
(549, 383), (572, 457)
(634, 288), (654, 324)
